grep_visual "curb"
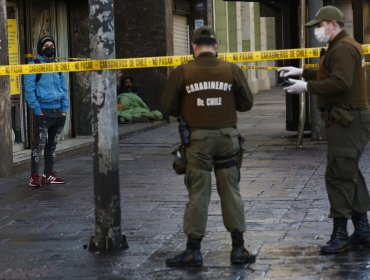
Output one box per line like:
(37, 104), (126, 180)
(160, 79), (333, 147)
(11, 121), (167, 175)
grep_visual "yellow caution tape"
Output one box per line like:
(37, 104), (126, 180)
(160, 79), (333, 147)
(241, 64), (319, 70)
(1, 44), (369, 76)
(57, 57), (93, 61)
(241, 61), (370, 70)
(220, 47), (322, 62)
(239, 65), (279, 71)
(303, 64), (319, 69)
(304, 62), (370, 69)
(25, 54), (92, 61)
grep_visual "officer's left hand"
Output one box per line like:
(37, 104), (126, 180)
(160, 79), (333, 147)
(277, 66), (303, 78)
(283, 78), (307, 94)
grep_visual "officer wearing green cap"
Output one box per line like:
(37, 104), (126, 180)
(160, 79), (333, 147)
(162, 26), (255, 267)
(278, 5), (370, 255)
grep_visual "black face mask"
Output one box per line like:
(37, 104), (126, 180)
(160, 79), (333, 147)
(42, 47), (56, 58)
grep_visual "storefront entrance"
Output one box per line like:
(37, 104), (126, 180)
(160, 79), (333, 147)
(7, 0), (71, 152)
(26, 0), (71, 143)
(7, 1), (24, 152)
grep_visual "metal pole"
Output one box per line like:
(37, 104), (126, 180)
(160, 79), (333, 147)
(296, 0), (306, 148)
(88, 0), (127, 252)
(0, 0), (13, 177)
(308, 0), (325, 141)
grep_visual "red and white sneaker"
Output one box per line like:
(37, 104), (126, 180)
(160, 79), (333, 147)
(42, 172), (66, 184)
(29, 174), (42, 187)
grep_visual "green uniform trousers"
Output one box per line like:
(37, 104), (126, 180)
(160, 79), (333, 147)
(183, 127), (246, 239)
(325, 108), (370, 218)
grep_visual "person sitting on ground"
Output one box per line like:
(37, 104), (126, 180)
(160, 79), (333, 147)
(116, 75), (162, 123)
(118, 76), (143, 99)
(117, 86), (162, 124)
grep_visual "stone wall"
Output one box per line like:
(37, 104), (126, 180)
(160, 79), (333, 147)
(69, 0), (92, 136)
(114, 0), (172, 112)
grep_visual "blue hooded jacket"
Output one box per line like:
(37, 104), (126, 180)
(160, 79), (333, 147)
(24, 54), (69, 115)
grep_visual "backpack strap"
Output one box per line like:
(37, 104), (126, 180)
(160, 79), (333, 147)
(33, 58), (63, 83)
(33, 59), (42, 83)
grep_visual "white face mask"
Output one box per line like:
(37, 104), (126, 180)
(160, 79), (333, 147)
(314, 26), (331, 43)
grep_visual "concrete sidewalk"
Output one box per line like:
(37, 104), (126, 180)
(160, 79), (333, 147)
(1, 87), (370, 280)
(12, 120), (166, 173)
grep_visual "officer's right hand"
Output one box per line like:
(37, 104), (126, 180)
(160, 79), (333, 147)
(283, 78), (307, 94)
(277, 66), (303, 78)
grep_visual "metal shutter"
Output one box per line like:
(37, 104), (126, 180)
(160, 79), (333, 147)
(173, 15), (189, 55)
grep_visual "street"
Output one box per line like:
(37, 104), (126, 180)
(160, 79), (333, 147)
(0, 87), (370, 279)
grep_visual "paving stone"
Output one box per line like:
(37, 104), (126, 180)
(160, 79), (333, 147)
(0, 87), (370, 279)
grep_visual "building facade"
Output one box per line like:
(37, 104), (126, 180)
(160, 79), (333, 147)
(0, 0), (213, 176)
(214, 0), (276, 93)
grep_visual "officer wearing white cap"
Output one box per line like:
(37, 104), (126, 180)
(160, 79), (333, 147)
(162, 26), (255, 267)
(278, 5), (370, 255)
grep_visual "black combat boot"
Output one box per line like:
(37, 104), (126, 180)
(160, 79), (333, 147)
(349, 213), (370, 248)
(320, 218), (350, 255)
(165, 237), (203, 267)
(230, 232), (256, 264)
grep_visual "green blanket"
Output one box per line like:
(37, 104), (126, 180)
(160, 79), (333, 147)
(117, 92), (163, 123)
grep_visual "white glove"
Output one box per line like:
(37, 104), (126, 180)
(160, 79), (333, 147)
(283, 78), (307, 94)
(277, 66), (303, 78)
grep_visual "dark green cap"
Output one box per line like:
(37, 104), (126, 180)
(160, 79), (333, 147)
(305, 5), (344, 27)
(192, 26), (218, 44)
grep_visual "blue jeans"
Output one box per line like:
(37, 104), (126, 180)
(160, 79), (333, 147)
(31, 109), (66, 175)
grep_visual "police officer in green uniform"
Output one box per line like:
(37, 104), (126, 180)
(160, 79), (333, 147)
(162, 26), (255, 266)
(279, 5), (370, 254)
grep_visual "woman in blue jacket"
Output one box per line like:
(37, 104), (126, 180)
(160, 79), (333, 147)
(24, 36), (69, 187)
